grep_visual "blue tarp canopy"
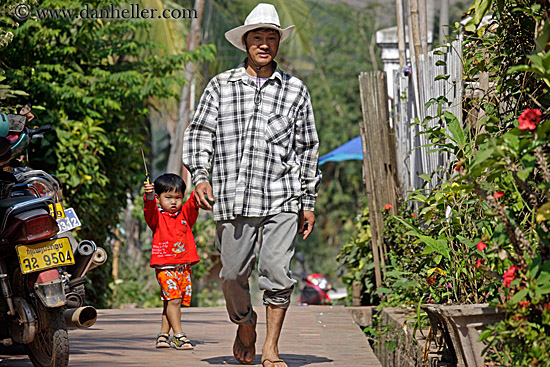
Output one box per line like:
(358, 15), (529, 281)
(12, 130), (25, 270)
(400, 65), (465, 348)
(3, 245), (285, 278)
(319, 136), (363, 165)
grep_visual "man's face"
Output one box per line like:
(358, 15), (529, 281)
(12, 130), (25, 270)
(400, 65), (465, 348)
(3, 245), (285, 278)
(243, 29), (280, 67)
(156, 190), (184, 214)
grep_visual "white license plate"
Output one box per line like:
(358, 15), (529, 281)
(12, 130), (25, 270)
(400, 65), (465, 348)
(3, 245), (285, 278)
(56, 208), (81, 233)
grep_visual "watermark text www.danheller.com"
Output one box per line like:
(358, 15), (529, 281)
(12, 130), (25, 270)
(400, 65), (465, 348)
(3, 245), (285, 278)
(11, 3), (197, 21)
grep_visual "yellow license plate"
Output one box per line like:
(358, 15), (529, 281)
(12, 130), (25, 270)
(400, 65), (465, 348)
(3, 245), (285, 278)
(48, 203), (66, 219)
(16, 238), (75, 274)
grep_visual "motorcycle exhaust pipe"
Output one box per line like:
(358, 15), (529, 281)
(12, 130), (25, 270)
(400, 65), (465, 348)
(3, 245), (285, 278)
(67, 240), (97, 278)
(64, 306), (97, 328)
(88, 247), (107, 271)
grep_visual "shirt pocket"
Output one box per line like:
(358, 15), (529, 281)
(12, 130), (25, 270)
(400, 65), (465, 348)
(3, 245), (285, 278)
(265, 114), (293, 149)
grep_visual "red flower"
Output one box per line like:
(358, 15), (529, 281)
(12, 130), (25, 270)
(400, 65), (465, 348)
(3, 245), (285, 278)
(544, 303), (550, 312)
(384, 204), (393, 210)
(518, 108), (542, 130)
(519, 300), (530, 310)
(503, 266), (518, 288)
(426, 276), (436, 285)
(475, 259), (485, 269)
(494, 191), (505, 199)
(512, 314), (525, 322)
(412, 213), (417, 218)
(477, 241), (487, 251)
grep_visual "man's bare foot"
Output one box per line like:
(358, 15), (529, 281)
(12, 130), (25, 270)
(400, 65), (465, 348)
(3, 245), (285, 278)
(261, 356), (288, 367)
(233, 311), (257, 364)
(262, 340), (287, 367)
(262, 305), (288, 367)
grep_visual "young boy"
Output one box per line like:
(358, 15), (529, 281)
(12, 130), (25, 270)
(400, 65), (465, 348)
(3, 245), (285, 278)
(143, 173), (199, 350)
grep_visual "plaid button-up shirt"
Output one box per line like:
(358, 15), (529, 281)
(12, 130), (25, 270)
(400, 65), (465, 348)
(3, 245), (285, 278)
(182, 63), (321, 221)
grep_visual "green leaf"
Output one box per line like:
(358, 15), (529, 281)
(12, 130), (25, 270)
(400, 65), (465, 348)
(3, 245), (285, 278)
(517, 167), (533, 181)
(510, 289), (528, 304)
(536, 19), (550, 52)
(456, 235), (475, 248)
(467, 0), (494, 27)
(537, 203), (550, 222)
(419, 173), (432, 182)
(419, 235), (450, 260)
(377, 287), (392, 294)
(445, 111), (465, 148)
(472, 146), (495, 168)
(434, 74), (450, 81)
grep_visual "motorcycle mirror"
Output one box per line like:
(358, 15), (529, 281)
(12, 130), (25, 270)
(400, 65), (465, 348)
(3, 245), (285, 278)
(295, 252), (305, 264)
(7, 114), (26, 133)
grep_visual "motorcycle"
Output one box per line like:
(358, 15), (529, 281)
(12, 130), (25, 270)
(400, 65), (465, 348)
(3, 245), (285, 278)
(294, 252), (347, 305)
(0, 108), (104, 367)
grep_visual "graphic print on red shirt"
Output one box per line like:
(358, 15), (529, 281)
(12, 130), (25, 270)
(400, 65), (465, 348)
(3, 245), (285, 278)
(143, 191), (200, 267)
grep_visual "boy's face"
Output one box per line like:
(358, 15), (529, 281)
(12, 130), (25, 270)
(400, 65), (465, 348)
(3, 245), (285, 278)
(155, 190), (184, 214)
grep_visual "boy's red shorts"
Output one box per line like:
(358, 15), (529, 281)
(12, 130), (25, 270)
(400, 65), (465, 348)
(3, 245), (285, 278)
(155, 265), (192, 306)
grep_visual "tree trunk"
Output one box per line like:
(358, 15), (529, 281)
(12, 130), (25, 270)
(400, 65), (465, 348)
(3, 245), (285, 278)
(166, 0), (205, 184)
(408, 0), (423, 58)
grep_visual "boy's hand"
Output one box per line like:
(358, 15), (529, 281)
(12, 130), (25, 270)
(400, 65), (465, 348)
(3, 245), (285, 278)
(144, 181), (155, 195)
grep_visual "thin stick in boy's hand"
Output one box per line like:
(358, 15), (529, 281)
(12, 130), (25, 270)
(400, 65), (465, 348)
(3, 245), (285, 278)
(141, 148), (150, 184)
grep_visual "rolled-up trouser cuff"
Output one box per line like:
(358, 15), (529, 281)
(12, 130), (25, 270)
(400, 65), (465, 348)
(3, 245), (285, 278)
(229, 306), (257, 325)
(262, 287), (294, 309)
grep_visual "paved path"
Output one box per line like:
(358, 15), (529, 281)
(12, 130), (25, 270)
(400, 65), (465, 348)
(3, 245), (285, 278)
(0, 306), (381, 367)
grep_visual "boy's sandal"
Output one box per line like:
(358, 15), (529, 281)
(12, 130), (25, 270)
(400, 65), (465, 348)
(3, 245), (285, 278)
(155, 333), (171, 348)
(171, 332), (194, 350)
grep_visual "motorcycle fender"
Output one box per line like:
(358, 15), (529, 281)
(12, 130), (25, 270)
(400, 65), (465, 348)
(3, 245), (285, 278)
(34, 270), (65, 308)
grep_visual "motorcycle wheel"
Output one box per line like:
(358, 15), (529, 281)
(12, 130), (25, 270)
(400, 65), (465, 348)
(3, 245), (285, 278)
(25, 304), (69, 367)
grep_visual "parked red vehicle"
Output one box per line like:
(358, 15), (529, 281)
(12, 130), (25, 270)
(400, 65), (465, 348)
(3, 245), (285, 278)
(294, 253), (347, 305)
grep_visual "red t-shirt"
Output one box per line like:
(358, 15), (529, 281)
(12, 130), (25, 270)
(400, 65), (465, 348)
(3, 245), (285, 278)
(143, 191), (200, 267)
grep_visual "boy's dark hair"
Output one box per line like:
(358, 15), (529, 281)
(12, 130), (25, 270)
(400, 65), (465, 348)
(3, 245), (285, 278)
(153, 173), (186, 195)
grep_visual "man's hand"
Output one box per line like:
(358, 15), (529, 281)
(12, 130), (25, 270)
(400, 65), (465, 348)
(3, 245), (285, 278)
(144, 181), (154, 196)
(298, 210), (315, 240)
(195, 181), (214, 210)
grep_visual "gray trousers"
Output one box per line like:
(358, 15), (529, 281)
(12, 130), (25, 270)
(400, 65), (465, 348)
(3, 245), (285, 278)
(215, 212), (298, 325)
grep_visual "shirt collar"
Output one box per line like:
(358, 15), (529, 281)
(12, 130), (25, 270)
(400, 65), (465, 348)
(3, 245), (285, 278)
(159, 208), (180, 217)
(228, 59), (283, 84)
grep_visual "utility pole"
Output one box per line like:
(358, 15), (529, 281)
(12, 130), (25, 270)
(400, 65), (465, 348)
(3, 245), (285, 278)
(395, 0), (407, 68)
(439, 0), (449, 44)
(419, 0), (428, 55)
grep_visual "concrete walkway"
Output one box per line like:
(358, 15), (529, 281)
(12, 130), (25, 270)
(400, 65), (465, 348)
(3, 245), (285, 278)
(0, 306), (382, 366)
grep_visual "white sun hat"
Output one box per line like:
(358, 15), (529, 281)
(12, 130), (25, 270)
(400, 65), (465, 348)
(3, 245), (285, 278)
(224, 3), (295, 52)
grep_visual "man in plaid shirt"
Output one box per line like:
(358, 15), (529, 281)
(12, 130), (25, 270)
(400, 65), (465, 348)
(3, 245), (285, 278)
(182, 4), (321, 367)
